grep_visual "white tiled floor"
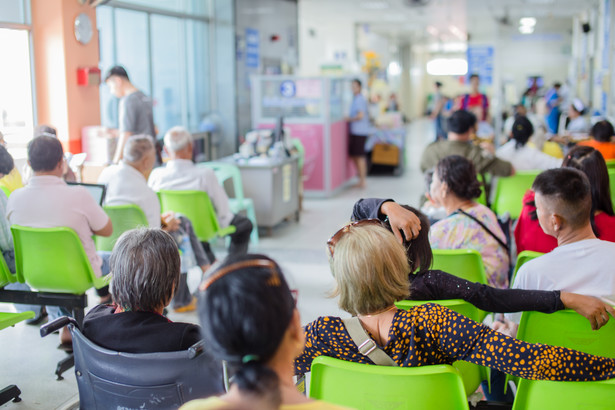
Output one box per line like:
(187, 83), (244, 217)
(0, 118), (434, 409)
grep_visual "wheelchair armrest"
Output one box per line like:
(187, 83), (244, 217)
(40, 316), (80, 337)
(188, 339), (206, 359)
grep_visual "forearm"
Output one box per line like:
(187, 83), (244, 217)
(351, 198), (393, 221)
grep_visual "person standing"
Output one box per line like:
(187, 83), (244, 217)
(430, 82), (447, 141)
(346, 79), (371, 189)
(104, 66), (156, 164)
(460, 74), (489, 121)
(544, 82), (562, 134)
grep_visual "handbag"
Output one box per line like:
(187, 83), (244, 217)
(342, 317), (398, 366)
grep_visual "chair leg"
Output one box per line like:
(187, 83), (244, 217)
(0, 384), (22, 404)
(55, 354), (75, 381)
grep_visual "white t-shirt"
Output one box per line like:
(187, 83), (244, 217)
(148, 159), (233, 228)
(6, 175), (109, 276)
(507, 238), (615, 322)
(496, 140), (562, 171)
(98, 162), (160, 228)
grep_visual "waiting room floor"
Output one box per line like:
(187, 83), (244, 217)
(0, 118), (434, 409)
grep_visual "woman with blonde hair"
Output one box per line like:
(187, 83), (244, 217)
(294, 221), (615, 383)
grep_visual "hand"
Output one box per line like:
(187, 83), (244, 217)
(161, 211), (180, 232)
(479, 141), (495, 154)
(380, 201), (421, 242)
(491, 318), (518, 337)
(560, 292), (615, 330)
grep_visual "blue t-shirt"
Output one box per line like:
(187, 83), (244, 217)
(545, 88), (560, 134)
(349, 93), (371, 136)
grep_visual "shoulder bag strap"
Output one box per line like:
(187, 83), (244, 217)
(342, 317), (398, 367)
(454, 208), (510, 253)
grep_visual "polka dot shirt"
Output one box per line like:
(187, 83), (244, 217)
(295, 303), (615, 381)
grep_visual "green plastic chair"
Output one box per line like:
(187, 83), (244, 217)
(512, 378), (615, 410)
(291, 138), (305, 173)
(0, 186), (11, 198)
(395, 299), (488, 395)
(516, 309), (615, 358)
(197, 162), (259, 245)
(11, 225), (110, 294)
(158, 190), (236, 243)
(609, 169), (615, 206)
(510, 250), (543, 287)
(476, 173), (488, 206)
(95, 205), (149, 252)
(431, 249), (488, 285)
(492, 171), (540, 219)
(309, 356), (469, 410)
(605, 159), (615, 171)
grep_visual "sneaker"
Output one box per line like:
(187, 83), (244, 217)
(173, 297), (197, 313)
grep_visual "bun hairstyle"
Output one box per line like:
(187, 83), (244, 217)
(198, 254), (296, 407)
(436, 155), (482, 200)
(512, 116), (534, 149)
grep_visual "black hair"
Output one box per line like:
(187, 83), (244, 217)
(0, 145), (15, 176)
(532, 168), (592, 230)
(382, 205), (432, 273)
(436, 155), (482, 200)
(469, 74), (479, 80)
(435, 81), (442, 87)
(447, 110), (477, 135)
(34, 124), (57, 138)
(198, 254), (296, 407)
(562, 146), (614, 236)
(105, 65), (130, 82)
(553, 82), (562, 88)
(590, 120), (615, 143)
(27, 135), (64, 172)
(511, 116), (534, 149)
(352, 78), (362, 88)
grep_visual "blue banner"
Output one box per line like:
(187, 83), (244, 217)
(245, 27), (259, 68)
(466, 46), (494, 86)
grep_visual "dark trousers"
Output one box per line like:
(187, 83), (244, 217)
(201, 213), (253, 262)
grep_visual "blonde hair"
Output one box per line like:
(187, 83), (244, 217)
(329, 224), (410, 316)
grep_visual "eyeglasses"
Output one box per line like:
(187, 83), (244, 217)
(327, 219), (384, 257)
(199, 258), (280, 291)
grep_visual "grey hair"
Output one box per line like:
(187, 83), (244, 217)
(164, 126), (193, 153)
(110, 228), (180, 311)
(123, 134), (155, 163)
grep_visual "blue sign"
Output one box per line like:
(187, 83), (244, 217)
(467, 46), (494, 86)
(245, 28), (259, 68)
(280, 80), (296, 97)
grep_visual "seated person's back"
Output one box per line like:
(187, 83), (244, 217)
(83, 228), (200, 353)
(579, 120), (615, 160)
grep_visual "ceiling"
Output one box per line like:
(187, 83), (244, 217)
(301, 0), (599, 43)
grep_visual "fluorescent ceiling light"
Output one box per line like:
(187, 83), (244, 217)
(520, 17), (537, 26)
(448, 25), (466, 40)
(387, 61), (402, 76)
(519, 25), (535, 34)
(426, 58), (468, 76)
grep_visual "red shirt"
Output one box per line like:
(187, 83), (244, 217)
(515, 190), (615, 253)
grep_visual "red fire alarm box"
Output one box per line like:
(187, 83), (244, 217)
(77, 67), (101, 86)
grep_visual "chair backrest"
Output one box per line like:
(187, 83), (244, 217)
(11, 225), (107, 294)
(492, 171), (540, 219)
(395, 299), (483, 322)
(512, 378), (615, 410)
(0, 252), (15, 288)
(431, 249), (488, 284)
(291, 138), (305, 173)
(510, 250), (543, 287)
(95, 205), (149, 252)
(198, 162), (247, 205)
(516, 309), (615, 358)
(158, 190), (221, 242)
(609, 169), (615, 205)
(606, 159), (615, 171)
(70, 325), (224, 409)
(309, 356), (469, 410)
(476, 173), (488, 206)
(0, 185), (11, 198)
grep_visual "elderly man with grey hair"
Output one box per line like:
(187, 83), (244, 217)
(149, 126), (253, 259)
(98, 135), (210, 312)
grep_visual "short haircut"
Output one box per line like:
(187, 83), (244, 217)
(0, 145), (14, 175)
(532, 168), (592, 230)
(164, 126), (193, 153)
(590, 120), (614, 143)
(110, 228), (180, 312)
(34, 124), (57, 138)
(553, 82), (562, 88)
(447, 110), (477, 134)
(470, 74), (479, 80)
(123, 134), (155, 163)
(27, 135), (64, 172)
(352, 78), (362, 88)
(436, 155), (482, 200)
(511, 116), (534, 148)
(329, 224), (410, 316)
(104, 65), (130, 82)
(562, 145), (614, 234)
(435, 81), (442, 88)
